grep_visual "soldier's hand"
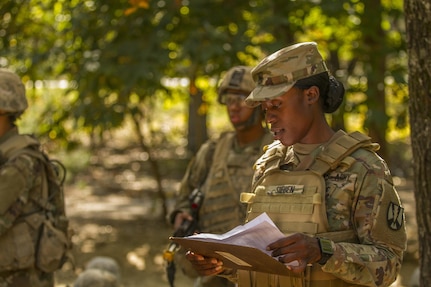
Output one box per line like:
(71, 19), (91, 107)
(267, 233), (321, 273)
(174, 212), (193, 230)
(185, 251), (224, 276)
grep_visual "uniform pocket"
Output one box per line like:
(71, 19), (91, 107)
(0, 221), (35, 271)
(35, 219), (68, 273)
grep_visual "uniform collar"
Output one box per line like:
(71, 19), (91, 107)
(0, 127), (19, 146)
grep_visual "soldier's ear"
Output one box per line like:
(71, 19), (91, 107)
(305, 86), (320, 104)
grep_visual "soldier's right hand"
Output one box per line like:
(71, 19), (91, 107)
(185, 251), (224, 276)
(174, 212), (193, 230)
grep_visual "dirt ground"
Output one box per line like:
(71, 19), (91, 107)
(53, 147), (419, 287)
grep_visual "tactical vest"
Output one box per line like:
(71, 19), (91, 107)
(198, 132), (273, 234)
(0, 133), (71, 274)
(238, 131), (378, 287)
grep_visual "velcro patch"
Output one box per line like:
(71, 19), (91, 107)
(387, 202), (404, 231)
(266, 185), (304, 195)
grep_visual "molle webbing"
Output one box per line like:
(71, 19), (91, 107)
(237, 132), (370, 287)
(0, 134), (55, 215)
(238, 266), (361, 287)
(198, 133), (236, 232)
(242, 169), (329, 234)
(198, 132), (245, 233)
(308, 131), (376, 175)
(199, 132), (273, 233)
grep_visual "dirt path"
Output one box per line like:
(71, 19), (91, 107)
(54, 184), (196, 287)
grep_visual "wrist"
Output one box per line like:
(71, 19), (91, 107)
(169, 210), (182, 225)
(218, 268), (234, 275)
(316, 237), (334, 265)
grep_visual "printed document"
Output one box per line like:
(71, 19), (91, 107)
(170, 212), (297, 275)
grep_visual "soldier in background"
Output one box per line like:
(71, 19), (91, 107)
(0, 69), (53, 286)
(185, 42), (407, 287)
(169, 66), (273, 287)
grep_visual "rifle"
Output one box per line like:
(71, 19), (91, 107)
(163, 188), (204, 287)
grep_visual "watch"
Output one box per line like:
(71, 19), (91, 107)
(317, 237), (334, 265)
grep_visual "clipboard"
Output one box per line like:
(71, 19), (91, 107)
(170, 236), (294, 276)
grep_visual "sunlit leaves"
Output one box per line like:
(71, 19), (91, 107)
(2, 0), (408, 152)
(124, 0), (150, 16)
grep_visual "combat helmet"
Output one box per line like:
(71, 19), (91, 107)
(0, 69), (28, 115)
(217, 66), (255, 104)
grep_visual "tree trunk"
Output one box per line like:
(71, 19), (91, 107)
(187, 78), (208, 154)
(404, 0), (431, 286)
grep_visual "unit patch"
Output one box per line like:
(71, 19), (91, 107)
(387, 202), (404, 231)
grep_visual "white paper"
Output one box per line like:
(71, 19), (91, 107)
(186, 212), (286, 255)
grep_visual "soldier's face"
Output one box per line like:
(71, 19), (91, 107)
(262, 87), (315, 146)
(0, 110), (11, 138)
(225, 93), (255, 130)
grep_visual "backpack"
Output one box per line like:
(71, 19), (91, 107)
(0, 133), (74, 273)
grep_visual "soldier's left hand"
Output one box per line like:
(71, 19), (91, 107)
(185, 250), (224, 276)
(267, 233), (321, 273)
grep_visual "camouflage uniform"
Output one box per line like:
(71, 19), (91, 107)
(173, 131), (273, 287)
(0, 69), (54, 287)
(226, 42), (407, 287)
(233, 132), (406, 287)
(170, 66), (273, 287)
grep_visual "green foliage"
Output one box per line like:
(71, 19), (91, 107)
(0, 0), (409, 163)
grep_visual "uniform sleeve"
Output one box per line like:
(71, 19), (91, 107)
(322, 155), (406, 287)
(169, 140), (215, 224)
(0, 155), (39, 235)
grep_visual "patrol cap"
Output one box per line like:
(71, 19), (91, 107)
(0, 69), (28, 114)
(245, 42), (328, 107)
(218, 65), (255, 104)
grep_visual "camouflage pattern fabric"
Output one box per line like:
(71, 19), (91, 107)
(234, 131), (406, 287)
(0, 269), (53, 287)
(174, 131), (273, 234)
(218, 66), (256, 104)
(0, 129), (54, 287)
(245, 42), (328, 107)
(171, 131), (273, 287)
(0, 69), (27, 114)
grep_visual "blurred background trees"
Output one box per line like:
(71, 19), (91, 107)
(0, 0), (409, 168)
(1, 0), (412, 217)
(4, 1), (431, 284)
(1, 0), (415, 218)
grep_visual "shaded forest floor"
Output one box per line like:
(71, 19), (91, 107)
(53, 145), (419, 287)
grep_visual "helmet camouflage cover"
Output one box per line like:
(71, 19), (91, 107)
(217, 66), (255, 104)
(0, 69), (28, 114)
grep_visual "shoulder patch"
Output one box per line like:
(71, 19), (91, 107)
(387, 202), (404, 231)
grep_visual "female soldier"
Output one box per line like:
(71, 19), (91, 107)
(184, 42), (406, 287)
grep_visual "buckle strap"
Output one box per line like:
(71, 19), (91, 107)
(310, 131), (372, 175)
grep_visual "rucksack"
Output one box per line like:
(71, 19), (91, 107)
(0, 133), (74, 273)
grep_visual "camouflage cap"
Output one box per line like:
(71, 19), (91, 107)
(245, 42), (328, 107)
(218, 66), (255, 104)
(0, 69), (27, 114)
